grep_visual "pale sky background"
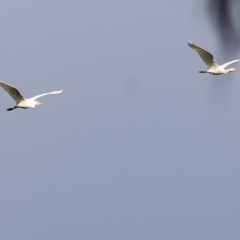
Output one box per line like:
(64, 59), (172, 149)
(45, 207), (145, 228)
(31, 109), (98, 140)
(1, 1), (240, 240)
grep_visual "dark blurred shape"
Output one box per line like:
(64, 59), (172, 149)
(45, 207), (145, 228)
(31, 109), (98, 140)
(208, 0), (239, 56)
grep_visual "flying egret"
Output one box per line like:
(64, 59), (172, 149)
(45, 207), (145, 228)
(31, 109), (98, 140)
(188, 42), (240, 75)
(0, 81), (63, 111)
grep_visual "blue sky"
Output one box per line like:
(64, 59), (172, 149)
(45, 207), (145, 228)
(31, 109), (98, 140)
(0, 1), (240, 239)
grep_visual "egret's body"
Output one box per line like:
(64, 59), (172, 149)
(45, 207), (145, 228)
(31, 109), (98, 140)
(188, 42), (240, 75)
(0, 81), (63, 111)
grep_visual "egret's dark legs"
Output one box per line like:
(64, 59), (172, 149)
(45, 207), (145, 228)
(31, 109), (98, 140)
(199, 70), (207, 73)
(6, 106), (17, 111)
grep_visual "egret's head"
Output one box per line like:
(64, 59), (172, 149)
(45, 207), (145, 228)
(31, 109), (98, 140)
(35, 101), (43, 106)
(229, 68), (238, 72)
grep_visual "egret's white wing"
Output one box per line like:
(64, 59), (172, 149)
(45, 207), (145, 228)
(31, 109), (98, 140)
(0, 81), (25, 103)
(28, 90), (63, 101)
(188, 42), (218, 69)
(220, 60), (240, 69)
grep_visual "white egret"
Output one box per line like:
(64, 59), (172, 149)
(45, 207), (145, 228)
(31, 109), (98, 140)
(0, 81), (63, 111)
(188, 42), (240, 75)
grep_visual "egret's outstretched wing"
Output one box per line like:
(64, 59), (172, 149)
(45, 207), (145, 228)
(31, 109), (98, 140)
(0, 81), (25, 103)
(220, 60), (240, 69)
(188, 42), (218, 69)
(29, 90), (63, 101)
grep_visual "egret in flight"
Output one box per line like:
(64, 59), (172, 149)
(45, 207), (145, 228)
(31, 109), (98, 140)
(0, 81), (63, 111)
(188, 42), (240, 75)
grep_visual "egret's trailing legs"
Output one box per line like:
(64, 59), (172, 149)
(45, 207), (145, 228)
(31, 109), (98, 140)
(7, 106), (17, 111)
(198, 70), (207, 73)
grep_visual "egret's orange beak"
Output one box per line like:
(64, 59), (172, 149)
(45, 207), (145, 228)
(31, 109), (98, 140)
(38, 102), (44, 105)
